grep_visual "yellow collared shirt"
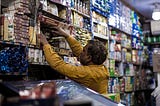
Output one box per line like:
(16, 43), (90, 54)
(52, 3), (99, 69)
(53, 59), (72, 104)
(43, 36), (109, 94)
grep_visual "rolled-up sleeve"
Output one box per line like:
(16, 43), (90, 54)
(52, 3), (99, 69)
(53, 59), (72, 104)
(65, 36), (83, 57)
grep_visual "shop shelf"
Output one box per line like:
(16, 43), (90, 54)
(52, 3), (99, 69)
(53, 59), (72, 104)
(93, 32), (108, 40)
(0, 40), (42, 50)
(124, 75), (135, 77)
(134, 89), (154, 92)
(121, 46), (132, 51)
(109, 38), (121, 44)
(144, 42), (160, 45)
(91, 6), (108, 18)
(39, 15), (68, 29)
(92, 18), (108, 27)
(123, 90), (134, 93)
(40, 10), (68, 24)
(0, 72), (28, 79)
(108, 58), (122, 62)
(109, 75), (123, 78)
(72, 24), (90, 32)
(115, 59), (122, 62)
(49, 0), (69, 7)
(132, 35), (143, 41)
(132, 47), (143, 50)
(29, 62), (49, 66)
(28, 45), (40, 49)
(71, 8), (90, 18)
(0, 40), (28, 47)
(109, 25), (132, 36)
(0, 72), (27, 75)
(132, 62), (142, 66)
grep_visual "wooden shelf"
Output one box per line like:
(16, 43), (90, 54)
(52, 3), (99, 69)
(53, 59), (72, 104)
(93, 32), (108, 40)
(92, 18), (108, 27)
(0, 72), (27, 76)
(109, 25), (132, 36)
(49, 0), (69, 7)
(71, 8), (90, 18)
(0, 40), (28, 47)
(29, 62), (49, 66)
(39, 10), (68, 26)
(144, 42), (160, 45)
(41, 10), (67, 23)
(72, 24), (90, 33)
(121, 46), (132, 50)
(91, 5), (108, 18)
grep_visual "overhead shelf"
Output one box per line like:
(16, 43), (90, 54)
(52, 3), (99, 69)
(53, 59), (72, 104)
(92, 18), (108, 27)
(49, 0), (69, 7)
(29, 62), (49, 66)
(72, 24), (90, 32)
(39, 15), (68, 27)
(91, 5), (108, 18)
(121, 46), (132, 50)
(109, 25), (132, 36)
(41, 10), (68, 23)
(93, 32), (108, 40)
(144, 42), (160, 45)
(0, 40), (41, 49)
(0, 72), (27, 76)
(0, 40), (27, 47)
(1, 0), (16, 7)
(71, 8), (90, 18)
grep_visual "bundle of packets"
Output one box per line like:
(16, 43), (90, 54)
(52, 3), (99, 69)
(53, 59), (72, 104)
(0, 46), (28, 74)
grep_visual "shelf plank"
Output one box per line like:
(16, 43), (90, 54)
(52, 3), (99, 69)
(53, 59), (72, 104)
(0, 72), (27, 76)
(39, 15), (68, 28)
(144, 42), (160, 45)
(93, 32), (108, 40)
(40, 10), (68, 23)
(109, 25), (132, 36)
(29, 62), (49, 66)
(72, 24), (90, 32)
(0, 40), (28, 47)
(121, 46), (132, 50)
(71, 8), (90, 18)
(49, 0), (69, 7)
(91, 5), (108, 18)
(92, 18), (108, 27)
(132, 47), (143, 50)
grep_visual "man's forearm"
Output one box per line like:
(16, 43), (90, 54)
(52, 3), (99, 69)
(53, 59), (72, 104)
(65, 36), (83, 57)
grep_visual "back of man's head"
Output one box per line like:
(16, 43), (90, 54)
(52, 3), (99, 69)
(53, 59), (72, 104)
(87, 40), (107, 65)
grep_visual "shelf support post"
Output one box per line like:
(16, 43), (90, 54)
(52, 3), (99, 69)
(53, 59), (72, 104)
(157, 73), (160, 86)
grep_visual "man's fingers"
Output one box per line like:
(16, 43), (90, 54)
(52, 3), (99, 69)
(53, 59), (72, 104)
(51, 30), (59, 34)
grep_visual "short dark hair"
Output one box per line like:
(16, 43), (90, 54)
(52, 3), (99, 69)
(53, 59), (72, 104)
(87, 40), (107, 65)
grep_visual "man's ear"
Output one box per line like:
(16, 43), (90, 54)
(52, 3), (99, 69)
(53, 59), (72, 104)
(87, 55), (92, 61)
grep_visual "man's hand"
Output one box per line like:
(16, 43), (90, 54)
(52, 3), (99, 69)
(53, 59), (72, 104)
(52, 23), (72, 38)
(37, 33), (49, 46)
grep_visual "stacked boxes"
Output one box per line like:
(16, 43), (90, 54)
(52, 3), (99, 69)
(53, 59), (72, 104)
(125, 77), (134, 92)
(14, 13), (30, 44)
(0, 0), (31, 44)
(0, 14), (14, 41)
(108, 78), (120, 93)
(28, 48), (45, 64)
(108, 0), (132, 35)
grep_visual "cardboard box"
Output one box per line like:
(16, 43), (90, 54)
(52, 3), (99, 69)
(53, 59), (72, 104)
(34, 49), (40, 63)
(152, 53), (160, 72)
(28, 48), (35, 63)
(29, 26), (37, 45)
(0, 15), (4, 40)
(3, 14), (14, 41)
(39, 50), (43, 63)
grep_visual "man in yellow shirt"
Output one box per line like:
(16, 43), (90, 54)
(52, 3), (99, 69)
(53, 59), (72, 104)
(38, 24), (109, 94)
